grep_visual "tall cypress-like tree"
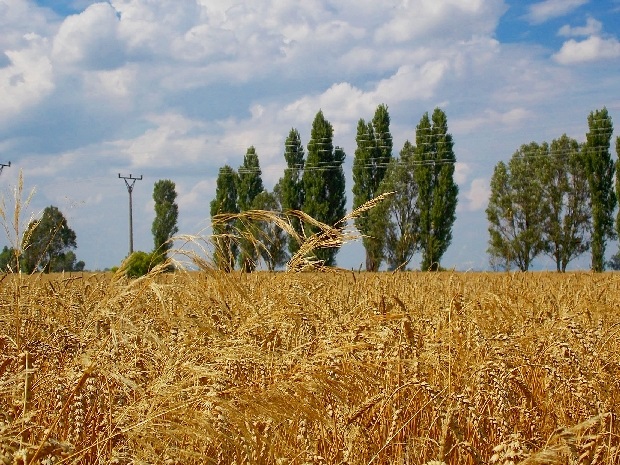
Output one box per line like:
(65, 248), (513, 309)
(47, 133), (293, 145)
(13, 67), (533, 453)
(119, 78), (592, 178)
(210, 165), (239, 272)
(352, 104), (393, 271)
(413, 108), (458, 271)
(277, 128), (305, 256)
(584, 107), (615, 272)
(540, 136), (591, 271)
(302, 110), (346, 266)
(236, 146), (264, 271)
(151, 179), (179, 263)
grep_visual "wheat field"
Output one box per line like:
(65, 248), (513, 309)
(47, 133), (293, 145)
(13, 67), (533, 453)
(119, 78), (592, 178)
(1, 268), (619, 465)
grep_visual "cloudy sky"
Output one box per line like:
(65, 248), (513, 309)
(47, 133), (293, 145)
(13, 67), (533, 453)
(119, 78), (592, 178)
(1, 0), (620, 271)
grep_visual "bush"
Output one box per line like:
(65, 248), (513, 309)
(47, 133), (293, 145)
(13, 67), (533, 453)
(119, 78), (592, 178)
(122, 251), (155, 278)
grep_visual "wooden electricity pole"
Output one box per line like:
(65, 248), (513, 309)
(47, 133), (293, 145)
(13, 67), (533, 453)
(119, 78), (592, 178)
(118, 173), (143, 255)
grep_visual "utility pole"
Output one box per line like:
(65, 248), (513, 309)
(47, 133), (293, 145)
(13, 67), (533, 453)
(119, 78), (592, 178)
(0, 162), (11, 176)
(118, 173), (143, 255)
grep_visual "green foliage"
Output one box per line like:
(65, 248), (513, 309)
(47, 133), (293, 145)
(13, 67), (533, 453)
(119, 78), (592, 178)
(152, 179), (179, 261)
(413, 108), (458, 271)
(583, 107), (615, 272)
(352, 104), (393, 271)
(122, 251), (154, 278)
(376, 141), (420, 270)
(486, 144), (549, 271)
(236, 146), (265, 272)
(540, 135), (591, 271)
(252, 190), (289, 270)
(210, 165), (240, 272)
(302, 110), (346, 266)
(22, 205), (80, 273)
(615, 136), (620, 240)
(277, 128), (306, 256)
(0, 246), (21, 272)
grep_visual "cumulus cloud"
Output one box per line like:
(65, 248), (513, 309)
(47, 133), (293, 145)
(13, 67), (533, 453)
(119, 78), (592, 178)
(452, 108), (532, 134)
(0, 33), (54, 123)
(52, 2), (125, 70)
(558, 17), (602, 37)
(553, 35), (620, 64)
(463, 178), (490, 211)
(525, 0), (589, 25)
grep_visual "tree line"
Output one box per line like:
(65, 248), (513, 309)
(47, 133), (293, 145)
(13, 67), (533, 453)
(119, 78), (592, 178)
(210, 105), (459, 271)
(486, 107), (620, 272)
(0, 179), (179, 274)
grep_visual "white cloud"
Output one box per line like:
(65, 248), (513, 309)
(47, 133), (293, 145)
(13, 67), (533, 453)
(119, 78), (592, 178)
(525, 0), (589, 25)
(558, 17), (602, 37)
(52, 2), (124, 70)
(0, 33), (54, 123)
(112, 113), (212, 169)
(553, 35), (620, 64)
(452, 108), (532, 134)
(463, 178), (490, 211)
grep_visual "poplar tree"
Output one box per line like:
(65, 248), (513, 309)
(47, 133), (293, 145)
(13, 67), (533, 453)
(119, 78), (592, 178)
(540, 135), (591, 271)
(252, 190), (288, 270)
(486, 143), (548, 271)
(151, 179), (179, 263)
(210, 165), (239, 272)
(375, 141), (420, 270)
(277, 128), (305, 256)
(236, 146), (264, 271)
(413, 108), (458, 271)
(352, 104), (393, 271)
(583, 107), (615, 272)
(302, 110), (346, 266)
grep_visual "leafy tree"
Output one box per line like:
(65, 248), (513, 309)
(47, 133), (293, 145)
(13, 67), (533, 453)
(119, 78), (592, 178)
(352, 104), (393, 271)
(152, 179), (179, 263)
(0, 246), (20, 272)
(486, 143), (548, 271)
(616, 136), (620, 241)
(252, 190), (288, 271)
(276, 128), (305, 256)
(413, 108), (458, 271)
(541, 135), (591, 271)
(210, 166), (239, 272)
(22, 206), (79, 273)
(302, 110), (346, 266)
(583, 108), (615, 272)
(376, 141), (420, 270)
(236, 146), (264, 272)
(122, 251), (155, 278)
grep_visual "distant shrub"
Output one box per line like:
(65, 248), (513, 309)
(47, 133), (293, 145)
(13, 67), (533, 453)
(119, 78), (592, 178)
(122, 251), (155, 278)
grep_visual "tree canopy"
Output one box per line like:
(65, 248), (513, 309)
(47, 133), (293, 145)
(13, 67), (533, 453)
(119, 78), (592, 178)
(22, 205), (82, 273)
(152, 179), (179, 262)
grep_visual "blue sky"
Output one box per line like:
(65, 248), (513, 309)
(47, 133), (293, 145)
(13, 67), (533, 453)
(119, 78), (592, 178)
(1, 0), (620, 271)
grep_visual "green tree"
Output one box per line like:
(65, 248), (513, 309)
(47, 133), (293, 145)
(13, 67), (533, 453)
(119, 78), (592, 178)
(276, 128), (305, 256)
(152, 179), (179, 263)
(583, 108), (615, 272)
(236, 146), (264, 271)
(210, 166), (239, 272)
(302, 110), (346, 266)
(486, 143), (548, 271)
(22, 205), (79, 273)
(0, 246), (20, 272)
(122, 251), (155, 278)
(376, 141), (420, 270)
(541, 135), (591, 271)
(413, 108), (458, 271)
(252, 190), (289, 271)
(352, 104), (393, 271)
